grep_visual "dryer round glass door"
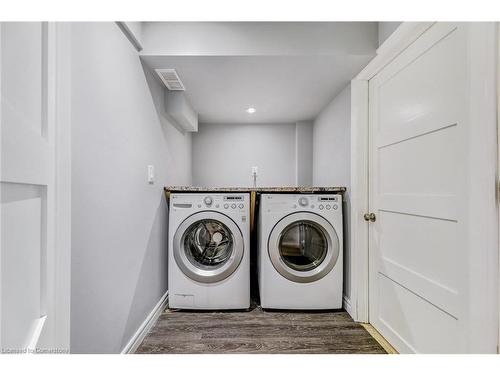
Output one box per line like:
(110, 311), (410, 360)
(268, 212), (339, 283)
(279, 221), (328, 271)
(173, 211), (244, 283)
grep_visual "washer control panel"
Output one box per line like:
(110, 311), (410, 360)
(298, 197), (309, 207)
(171, 193), (248, 212)
(317, 196), (339, 210)
(222, 195), (246, 211)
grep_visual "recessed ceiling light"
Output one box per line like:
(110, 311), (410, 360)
(246, 107), (256, 114)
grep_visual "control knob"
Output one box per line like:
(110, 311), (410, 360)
(298, 197), (309, 207)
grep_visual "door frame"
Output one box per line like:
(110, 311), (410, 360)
(497, 22), (500, 353)
(0, 22), (72, 352)
(52, 22), (72, 352)
(350, 22), (499, 352)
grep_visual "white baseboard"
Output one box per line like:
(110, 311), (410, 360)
(121, 291), (169, 354)
(343, 295), (354, 318)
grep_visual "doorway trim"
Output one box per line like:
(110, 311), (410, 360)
(52, 22), (72, 351)
(350, 22), (499, 353)
(497, 22), (500, 354)
(350, 22), (435, 323)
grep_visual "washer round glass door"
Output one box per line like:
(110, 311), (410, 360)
(173, 211), (244, 283)
(268, 212), (339, 283)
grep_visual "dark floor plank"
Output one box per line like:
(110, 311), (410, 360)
(135, 305), (386, 354)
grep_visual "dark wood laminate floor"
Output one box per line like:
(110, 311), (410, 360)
(135, 304), (386, 354)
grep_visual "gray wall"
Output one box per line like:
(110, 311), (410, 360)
(295, 122), (313, 186)
(313, 85), (351, 187)
(312, 84), (351, 302)
(378, 22), (401, 47)
(192, 122), (310, 187)
(70, 22), (192, 353)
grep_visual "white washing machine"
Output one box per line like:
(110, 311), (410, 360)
(258, 194), (343, 309)
(168, 193), (250, 310)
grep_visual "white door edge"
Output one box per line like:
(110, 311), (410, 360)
(498, 22), (500, 354)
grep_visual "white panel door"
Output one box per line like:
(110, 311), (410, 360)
(368, 23), (492, 353)
(0, 22), (70, 353)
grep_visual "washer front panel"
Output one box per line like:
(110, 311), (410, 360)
(174, 211), (244, 283)
(268, 212), (339, 283)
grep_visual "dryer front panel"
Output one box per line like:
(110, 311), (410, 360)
(173, 211), (244, 283)
(268, 212), (339, 283)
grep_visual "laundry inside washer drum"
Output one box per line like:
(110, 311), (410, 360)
(183, 219), (234, 269)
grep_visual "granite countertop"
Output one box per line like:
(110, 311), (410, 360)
(164, 186), (346, 194)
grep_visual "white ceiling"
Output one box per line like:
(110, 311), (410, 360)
(142, 55), (373, 123)
(140, 22), (378, 124)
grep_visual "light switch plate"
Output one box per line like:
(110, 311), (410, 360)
(148, 165), (154, 184)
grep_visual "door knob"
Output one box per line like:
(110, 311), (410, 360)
(364, 213), (376, 222)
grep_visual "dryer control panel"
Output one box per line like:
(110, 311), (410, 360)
(263, 194), (341, 213)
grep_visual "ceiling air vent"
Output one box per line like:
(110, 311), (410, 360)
(155, 69), (185, 91)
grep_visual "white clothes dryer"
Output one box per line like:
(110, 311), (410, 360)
(258, 194), (343, 309)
